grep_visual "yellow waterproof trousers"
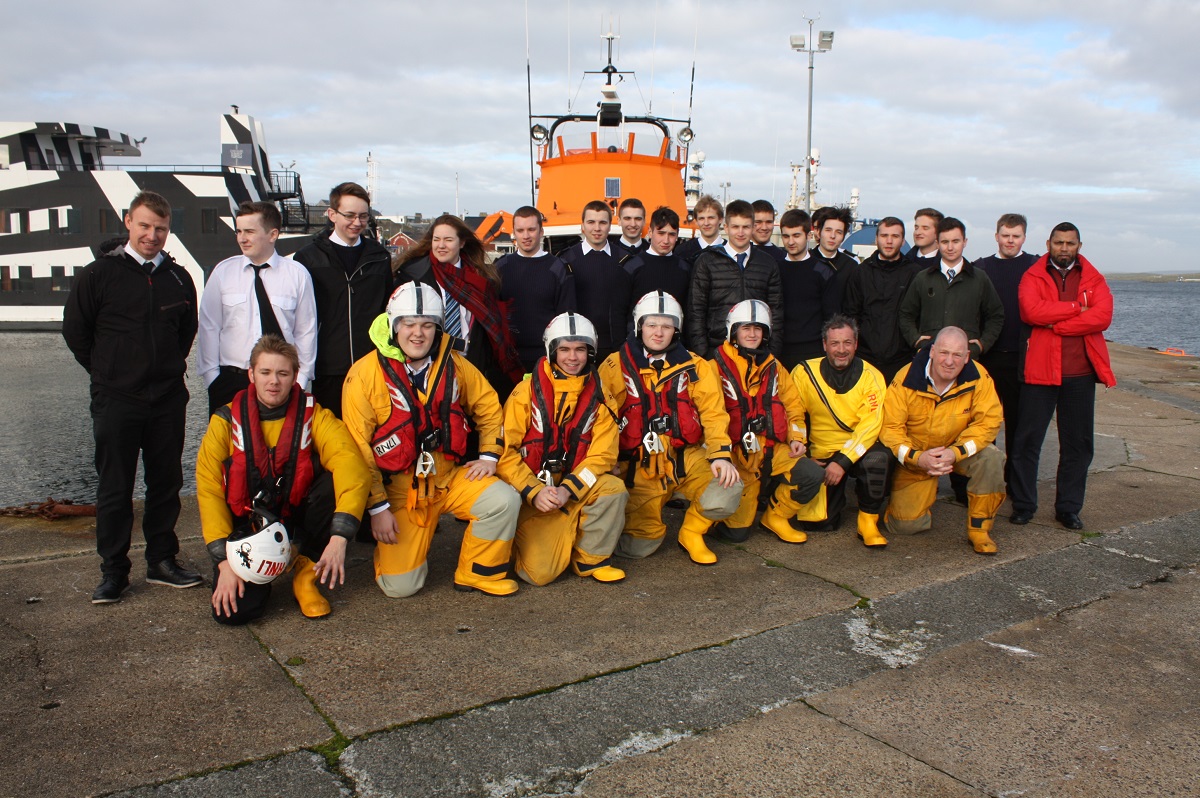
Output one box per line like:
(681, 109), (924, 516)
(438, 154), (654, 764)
(375, 467), (520, 598)
(512, 474), (628, 586)
(885, 445), (1006, 537)
(616, 445), (743, 559)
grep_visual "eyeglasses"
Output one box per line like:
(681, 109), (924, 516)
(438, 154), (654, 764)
(334, 210), (371, 223)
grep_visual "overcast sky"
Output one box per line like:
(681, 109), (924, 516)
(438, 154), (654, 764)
(4, 1), (1197, 270)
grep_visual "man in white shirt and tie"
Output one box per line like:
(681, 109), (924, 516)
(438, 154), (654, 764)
(197, 201), (318, 414)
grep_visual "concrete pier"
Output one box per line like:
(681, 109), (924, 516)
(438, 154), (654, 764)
(3, 343), (1197, 798)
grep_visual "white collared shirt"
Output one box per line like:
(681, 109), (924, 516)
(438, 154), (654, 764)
(330, 230), (362, 248)
(196, 250), (318, 388)
(925, 360), (957, 396)
(124, 243), (162, 271)
(723, 243), (752, 262)
(698, 236), (726, 250)
(621, 236), (644, 250)
(785, 250), (811, 262)
(940, 259), (964, 280)
(584, 240), (612, 257)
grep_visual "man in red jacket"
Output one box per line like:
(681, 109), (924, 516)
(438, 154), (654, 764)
(1008, 223), (1115, 530)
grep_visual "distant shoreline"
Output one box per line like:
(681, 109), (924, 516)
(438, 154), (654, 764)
(1107, 272), (1200, 282)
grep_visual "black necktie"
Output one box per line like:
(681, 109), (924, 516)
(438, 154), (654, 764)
(251, 264), (284, 339)
(141, 257), (154, 276)
(411, 366), (428, 394)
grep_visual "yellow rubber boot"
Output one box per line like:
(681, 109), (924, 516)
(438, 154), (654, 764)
(968, 527), (998, 554)
(677, 508), (718, 565)
(572, 561), (627, 583)
(291, 555), (331, 619)
(759, 505), (808, 544)
(856, 512), (888, 548)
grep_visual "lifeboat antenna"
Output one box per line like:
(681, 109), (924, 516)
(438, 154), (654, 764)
(525, 0), (536, 203)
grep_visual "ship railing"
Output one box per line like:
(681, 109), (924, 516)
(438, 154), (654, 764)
(27, 163), (232, 173)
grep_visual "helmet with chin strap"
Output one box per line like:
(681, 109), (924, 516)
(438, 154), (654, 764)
(632, 290), (684, 334)
(543, 312), (598, 365)
(386, 282), (444, 349)
(726, 299), (772, 343)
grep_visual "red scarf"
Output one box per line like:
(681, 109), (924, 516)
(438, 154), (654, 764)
(430, 256), (523, 383)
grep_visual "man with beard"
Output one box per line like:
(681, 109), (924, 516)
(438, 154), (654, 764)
(1008, 223), (1115, 530)
(787, 316), (892, 545)
(842, 217), (921, 383)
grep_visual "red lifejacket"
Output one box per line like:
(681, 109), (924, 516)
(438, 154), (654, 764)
(520, 360), (602, 476)
(224, 385), (315, 520)
(714, 345), (789, 448)
(616, 343), (704, 454)
(370, 351), (470, 475)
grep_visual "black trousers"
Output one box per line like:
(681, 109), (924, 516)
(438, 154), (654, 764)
(207, 365), (249, 415)
(311, 374), (347, 419)
(1008, 376), (1097, 515)
(980, 350), (1022, 484)
(791, 442), (894, 522)
(91, 389), (187, 577)
(211, 471), (337, 626)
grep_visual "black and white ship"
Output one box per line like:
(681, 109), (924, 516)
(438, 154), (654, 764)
(0, 112), (311, 329)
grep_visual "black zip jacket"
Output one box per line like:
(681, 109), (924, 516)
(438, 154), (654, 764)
(842, 252), (921, 370)
(292, 231), (393, 378)
(62, 242), (197, 403)
(687, 244), (783, 358)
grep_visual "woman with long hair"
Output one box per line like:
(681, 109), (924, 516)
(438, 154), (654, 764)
(395, 214), (524, 397)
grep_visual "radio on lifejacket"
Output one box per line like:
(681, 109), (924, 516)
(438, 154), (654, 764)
(745, 416), (766, 434)
(648, 414), (673, 435)
(419, 429), (443, 453)
(540, 452), (567, 474)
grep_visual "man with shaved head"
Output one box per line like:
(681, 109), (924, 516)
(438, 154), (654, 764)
(879, 326), (1007, 554)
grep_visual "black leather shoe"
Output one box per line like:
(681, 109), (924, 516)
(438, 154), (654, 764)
(1056, 512), (1084, 530)
(1010, 510), (1034, 525)
(91, 575), (129, 604)
(146, 558), (203, 588)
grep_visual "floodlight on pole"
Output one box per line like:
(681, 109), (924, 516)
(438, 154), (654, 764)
(790, 16), (834, 212)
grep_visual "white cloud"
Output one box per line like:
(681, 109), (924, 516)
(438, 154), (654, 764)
(1, 0), (1196, 270)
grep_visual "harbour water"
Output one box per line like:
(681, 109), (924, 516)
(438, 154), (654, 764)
(1, 279), (1195, 505)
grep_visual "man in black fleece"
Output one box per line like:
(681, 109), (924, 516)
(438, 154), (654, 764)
(776, 208), (833, 369)
(687, 199), (784, 358)
(63, 190), (201, 604)
(293, 182), (392, 418)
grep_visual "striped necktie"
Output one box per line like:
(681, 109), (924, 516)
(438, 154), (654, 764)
(443, 290), (462, 338)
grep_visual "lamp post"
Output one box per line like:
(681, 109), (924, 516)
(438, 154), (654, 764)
(719, 181), (732, 205)
(790, 19), (834, 212)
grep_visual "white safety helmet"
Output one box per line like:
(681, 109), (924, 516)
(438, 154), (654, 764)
(726, 299), (772, 342)
(543, 312), (598, 363)
(386, 281), (444, 337)
(226, 521), (292, 585)
(632, 290), (684, 333)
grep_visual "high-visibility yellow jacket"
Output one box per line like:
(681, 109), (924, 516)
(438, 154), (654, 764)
(713, 342), (806, 449)
(880, 350), (1002, 468)
(196, 397), (370, 548)
(341, 314), (506, 509)
(598, 339), (732, 479)
(791, 356), (887, 467)
(499, 358), (620, 505)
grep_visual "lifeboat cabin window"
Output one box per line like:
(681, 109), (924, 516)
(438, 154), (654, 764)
(605, 178), (620, 199)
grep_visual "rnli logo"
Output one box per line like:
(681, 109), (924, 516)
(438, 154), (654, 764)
(721, 377), (737, 402)
(452, 378), (461, 403)
(581, 410), (597, 434)
(531, 407), (544, 434)
(300, 419), (312, 450)
(373, 434), (400, 457)
(623, 372), (640, 398)
(386, 384), (409, 411)
(229, 147), (244, 160)
(677, 373), (690, 392)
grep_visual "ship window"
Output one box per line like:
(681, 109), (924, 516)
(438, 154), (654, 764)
(201, 208), (219, 234)
(171, 208), (184, 235)
(62, 208), (81, 235)
(45, 150), (57, 169)
(0, 266), (10, 291)
(17, 266), (34, 292)
(98, 209), (121, 235)
(51, 266), (69, 291)
(0, 211), (7, 234)
(605, 178), (621, 199)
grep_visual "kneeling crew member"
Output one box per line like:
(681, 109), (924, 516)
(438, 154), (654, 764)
(707, 300), (810, 544)
(788, 315), (893, 547)
(500, 313), (629, 585)
(599, 291), (742, 565)
(342, 283), (521, 597)
(879, 326), (1006, 554)
(198, 334), (370, 624)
